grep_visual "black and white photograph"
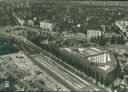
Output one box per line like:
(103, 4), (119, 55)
(0, 0), (128, 92)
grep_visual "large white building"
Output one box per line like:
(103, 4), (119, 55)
(58, 46), (121, 86)
(87, 30), (102, 38)
(40, 20), (53, 31)
(88, 53), (111, 63)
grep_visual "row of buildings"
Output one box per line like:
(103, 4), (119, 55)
(13, 13), (54, 31)
(61, 32), (86, 41)
(13, 11), (110, 40)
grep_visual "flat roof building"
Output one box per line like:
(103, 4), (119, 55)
(40, 20), (53, 31)
(51, 46), (121, 87)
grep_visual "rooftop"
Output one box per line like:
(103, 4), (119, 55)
(62, 47), (106, 57)
(108, 44), (128, 49)
(116, 20), (128, 29)
(87, 30), (102, 33)
(40, 20), (52, 23)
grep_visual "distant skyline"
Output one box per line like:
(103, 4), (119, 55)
(1, 0), (128, 8)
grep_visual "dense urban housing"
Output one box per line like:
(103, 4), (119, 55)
(0, 0), (128, 92)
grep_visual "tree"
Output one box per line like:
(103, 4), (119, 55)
(90, 37), (94, 43)
(123, 65), (128, 75)
(120, 36), (125, 45)
(99, 35), (106, 46)
(124, 53), (128, 58)
(111, 35), (116, 44)
(97, 35), (101, 44)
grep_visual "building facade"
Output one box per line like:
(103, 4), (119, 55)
(88, 53), (111, 64)
(28, 20), (34, 26)
(87, 30), (102, 38)
(40, 20), (53, 31)
(18, 19), (25, 26)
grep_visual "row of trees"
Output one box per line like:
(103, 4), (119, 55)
(90, 35), (125, 46)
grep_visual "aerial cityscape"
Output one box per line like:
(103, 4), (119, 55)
(0, 0), (128, 92)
